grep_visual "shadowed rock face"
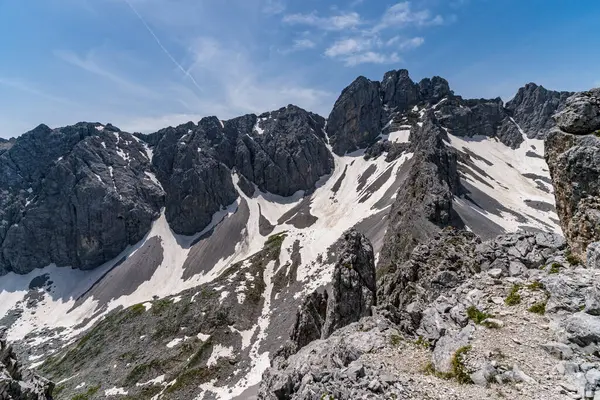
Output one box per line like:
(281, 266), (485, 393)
(231, 105), (333, 196)
(152, 116), (238, 236)
(506, 83), (574, 139)
(546, 118), (600, 260)
(378, 115), (465, 269)
(322, 229), (377, 338)
(0, 327), (54, 399)
(0, 123), (164, 275)
(326, 76), (383, 156)
(326, 70), (572, 155)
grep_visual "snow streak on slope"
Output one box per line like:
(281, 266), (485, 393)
(447, 130), (560, 235)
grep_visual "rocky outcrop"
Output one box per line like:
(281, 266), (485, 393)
(231, 105), (333, 196)
(0, 123), (164, 274)
(322, 229), (377, 338)
(545, 88), (600, 261)
(326, 76), (382, 155)
(554, 88), (600, 134)
(287, 230), (376, 354)
(506, 83), (573, 139)
(258, 316), (410, 400)
(378, 229), (480, 333)
(378, 115), (465, 270)
(151, 117), (238, 235)
(0, 327), (53, 399)
(151, 105), (333, 234)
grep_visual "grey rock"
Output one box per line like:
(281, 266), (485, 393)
(585, 287), (600, 316)
(378, 116), (465, 269)
(586, 368), (600, 386)
(327, 76), (382, 155)
(367, 378), (382, 392)
(588, 242), (600, 269)
(259, 316), (403, 400)
(0, 123), (164, 274)
(509, 260), (528, 276)
(506, 83), (573, 139)
(554, 88), (600, 134)
(488, 268), (504, 279)
(379, 229), (480, 333)
(347, 362), (365, 381)
(470, 362), (497, 387)
(381, 69), (421, 113)
(290, 290), (328, 351)
(561, 312), (600, 347)
(432, 324), (475, 374)
(540, 342), (574, 360)
(322, 230), (376, 339)
(545, 129), (600, 260)
(0, 326), (54, 399)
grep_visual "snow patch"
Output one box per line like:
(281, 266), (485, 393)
(105, 387), (128, 396)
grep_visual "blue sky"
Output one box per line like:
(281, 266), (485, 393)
(0, 0), (599, 137)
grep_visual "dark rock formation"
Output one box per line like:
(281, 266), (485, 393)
(231, 105), (333, 196)
(545, 88), (600, 260)
(506, 83), (573, 139)
(326, 76), (382, 155)
(151, 117), (238, 235)
(378, 115), (465, 270)
(322, 229), (377, 338)
(378, 229), (480, 333)
(0, 327), (54, 399)
(0, 123), (164, 274)
(289, 291), (328, 351)
(546, 130), (600, 261)
(553, 88), (600, 134)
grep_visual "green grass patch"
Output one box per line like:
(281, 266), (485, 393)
(165, 368), (216, 394)
(549, 263), (561, 274)
(527, 281), (544, 290)
(151, 298), (173, 315)
(452, 345), (473, 384)
(414, 336), (431, 349)
(390, 333), (402, 347)
(528, 301), (546, 315)
(505, 284), (522, 306)
(71, 385), (100, 400)
(466, 306), (493, 324)
(422, 346), (473, 384)
(565, 250), (581, 266)
(125, 360), (163, 385)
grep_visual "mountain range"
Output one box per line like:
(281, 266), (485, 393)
(0, 70), (598, 400)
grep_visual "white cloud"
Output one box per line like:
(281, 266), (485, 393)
(54, 50), (157, 97)
(325, 38), (367, 57)
(283, 11), (362, 31)
(343, 52), (400, 67)
(376, 2), (445, 30)
(294, 38), (316, 50)
(262, 0), (285, 15)
(386, 36), (425, 50)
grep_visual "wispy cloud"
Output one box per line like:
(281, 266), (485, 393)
(54, 49), (156, 97)
(0, 78), (76, 106)
(282, 1), (443, 67)
(283, 11), (362, 31)
(375, 2), (445, 31)
(263, 0), (285, 15)
(121, 0), (203, 92)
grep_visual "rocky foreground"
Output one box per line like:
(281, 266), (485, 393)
(258, 89), (600, 399)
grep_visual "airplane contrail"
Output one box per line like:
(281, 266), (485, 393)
(122, 0), (203, 92)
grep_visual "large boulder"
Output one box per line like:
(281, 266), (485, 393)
(554, 88), (600, 134)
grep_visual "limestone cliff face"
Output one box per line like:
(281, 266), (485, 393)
(545, 88), (600, 261)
